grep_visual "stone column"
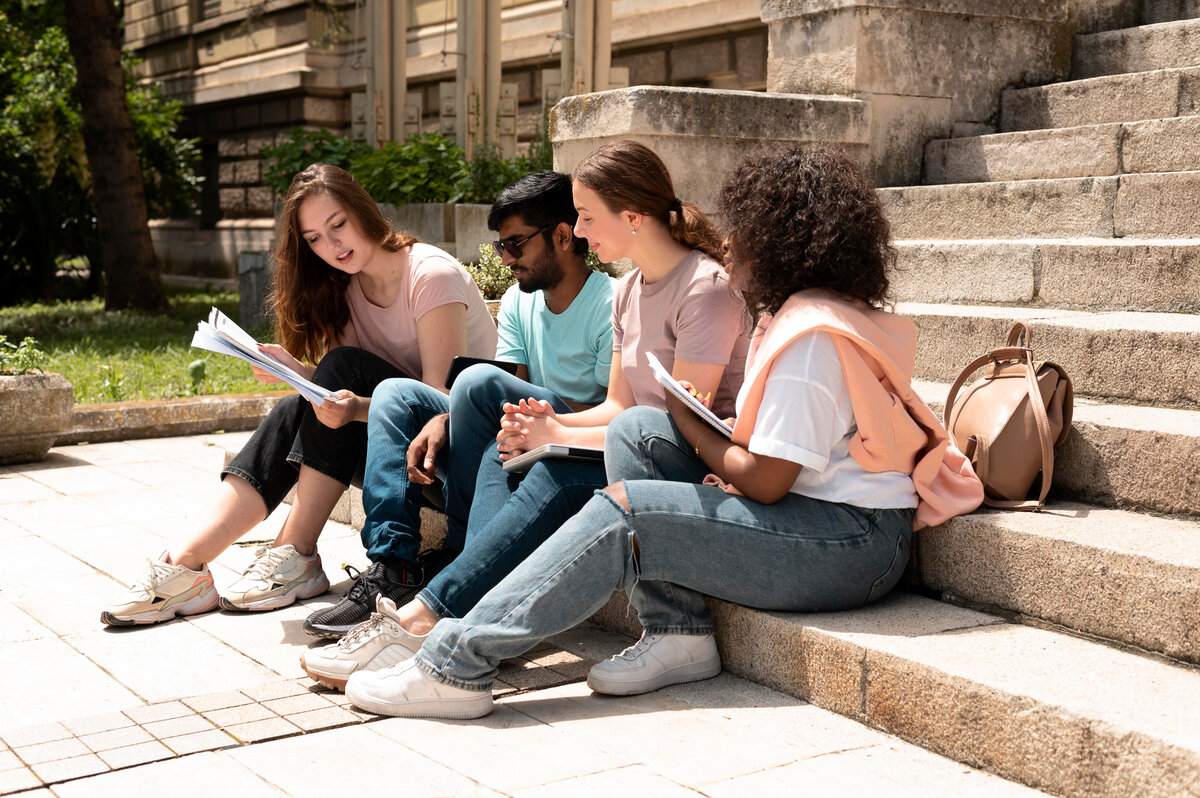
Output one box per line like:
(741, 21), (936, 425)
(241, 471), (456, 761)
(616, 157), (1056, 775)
(761, 0), (1074, 184)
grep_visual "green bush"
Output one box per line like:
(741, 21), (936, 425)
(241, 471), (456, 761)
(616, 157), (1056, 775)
(461, 141), (531, 205)
(350, 134), (470, 205)
(259, 127), (372, 195)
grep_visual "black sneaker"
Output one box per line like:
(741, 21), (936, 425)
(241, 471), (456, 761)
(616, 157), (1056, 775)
(303, 560), (424, 639)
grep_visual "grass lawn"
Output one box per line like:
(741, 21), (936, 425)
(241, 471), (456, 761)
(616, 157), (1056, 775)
(0, 288), (291, 405)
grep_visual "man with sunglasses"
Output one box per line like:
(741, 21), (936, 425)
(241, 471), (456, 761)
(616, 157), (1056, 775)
(300, 171), (613, 644)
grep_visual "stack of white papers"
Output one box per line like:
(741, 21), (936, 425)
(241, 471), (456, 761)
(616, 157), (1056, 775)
(645, 352), (733, 438)
(191, 307), (334, 406)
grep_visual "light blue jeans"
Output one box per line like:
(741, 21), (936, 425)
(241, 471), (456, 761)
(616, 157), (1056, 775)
(414, 406), (914, 690)
(418, 365), (600, 618)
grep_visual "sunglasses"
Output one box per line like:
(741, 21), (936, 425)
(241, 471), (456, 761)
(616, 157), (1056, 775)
(491, 227), (549, 259)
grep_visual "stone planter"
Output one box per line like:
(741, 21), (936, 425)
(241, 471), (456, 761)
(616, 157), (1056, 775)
(377, 202), (456, 252)
(0, 372), (74, 464)
(453, 203), (493, 263)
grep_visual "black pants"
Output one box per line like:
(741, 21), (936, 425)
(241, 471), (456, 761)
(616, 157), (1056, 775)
(222, 346), (411, 514)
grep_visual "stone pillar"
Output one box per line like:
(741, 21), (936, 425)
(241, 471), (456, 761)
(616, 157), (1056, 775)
(366, 0), (408, 145)
(760, 0), (1073, 185)
(238, 251), (273, 329)
(552, 86), (871, 215)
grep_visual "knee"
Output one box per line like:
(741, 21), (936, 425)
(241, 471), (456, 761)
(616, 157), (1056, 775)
(311, 345), (362, 382)
(602, 481), (630, 511)
(369, 378), (418, 423)
(451, 364), (515, 418)
(607, 406), (667, 454)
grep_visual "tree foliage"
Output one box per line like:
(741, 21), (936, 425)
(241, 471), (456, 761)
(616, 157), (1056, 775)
(0, 0), (200, 305)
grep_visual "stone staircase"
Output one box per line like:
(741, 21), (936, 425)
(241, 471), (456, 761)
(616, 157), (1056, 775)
(794, 6), (1200, 795)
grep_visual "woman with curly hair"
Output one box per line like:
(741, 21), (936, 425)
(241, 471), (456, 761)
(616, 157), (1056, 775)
(102, 163), (497, 626)
(338, 145), (983, 719)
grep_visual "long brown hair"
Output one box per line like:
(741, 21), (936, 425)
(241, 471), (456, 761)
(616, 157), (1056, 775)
(267, 163), (417, 364)
(572, 140), (722, 261)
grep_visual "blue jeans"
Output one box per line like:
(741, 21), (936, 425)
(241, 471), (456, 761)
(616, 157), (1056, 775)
(417, 365), (596, 619)
(359, 379), (451, 566)
(414, 406), (914, 690)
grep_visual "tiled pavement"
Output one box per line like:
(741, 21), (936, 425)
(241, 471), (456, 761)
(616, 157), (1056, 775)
(0, 432), (1048, 796)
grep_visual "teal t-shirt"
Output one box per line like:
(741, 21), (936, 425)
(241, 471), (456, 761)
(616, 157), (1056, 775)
(495, 269), (614, 406)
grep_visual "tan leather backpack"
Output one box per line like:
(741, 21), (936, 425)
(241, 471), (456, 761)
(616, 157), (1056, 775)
(943, 322), (1073, 510)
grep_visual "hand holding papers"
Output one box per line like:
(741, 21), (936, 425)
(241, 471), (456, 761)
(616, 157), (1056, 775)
(191, 308), (335, 405)
(645, 352), (733, 438)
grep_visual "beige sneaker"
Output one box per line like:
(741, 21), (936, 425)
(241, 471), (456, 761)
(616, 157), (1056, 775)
(102, 553), (219, 626)
(218, 544), (330, 612)
(301, 596), (425, 690)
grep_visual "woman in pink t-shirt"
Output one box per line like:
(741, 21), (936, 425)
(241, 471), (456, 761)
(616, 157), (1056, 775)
(302, 140), (750, 684)
(102, 163), (495, 627)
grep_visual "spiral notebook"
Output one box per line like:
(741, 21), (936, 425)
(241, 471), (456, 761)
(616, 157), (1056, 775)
(645, 352), (733, 438)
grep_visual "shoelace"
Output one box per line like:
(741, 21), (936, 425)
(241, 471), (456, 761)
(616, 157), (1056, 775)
(132, 558), (177, 592)
(242, 545), (288, 580)
(616, 634), (662, 661)
(337, 612), (399, 650)
(341, 563), (377, 607)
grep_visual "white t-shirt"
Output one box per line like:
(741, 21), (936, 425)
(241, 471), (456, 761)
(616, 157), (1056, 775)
(738, 331), (918, 509)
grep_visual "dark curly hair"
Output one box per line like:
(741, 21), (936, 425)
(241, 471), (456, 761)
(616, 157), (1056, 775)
(718, 145), (893, 318)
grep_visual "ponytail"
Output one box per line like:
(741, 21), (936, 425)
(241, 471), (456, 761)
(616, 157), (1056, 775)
(575, 139), (721, 261)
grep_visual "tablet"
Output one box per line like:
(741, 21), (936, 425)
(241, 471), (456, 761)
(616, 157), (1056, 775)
(444, 356), (520, 390)
(501, 444), (605, 474)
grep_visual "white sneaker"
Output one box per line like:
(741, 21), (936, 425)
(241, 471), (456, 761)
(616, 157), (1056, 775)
(346, 659), (493, 719)
(218, 544), (330, 611)
(101, 552), (219, 626)
(301, 596), (425, 691)
(587, 633), (721, 696)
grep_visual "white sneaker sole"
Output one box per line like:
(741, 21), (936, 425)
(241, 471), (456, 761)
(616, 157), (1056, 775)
(101, 590), (220, 627)
(345, 682), (493, 719)
(219, 574), (331, 612)
(587, 656), (722, 696)
(300, 643), (416, 692)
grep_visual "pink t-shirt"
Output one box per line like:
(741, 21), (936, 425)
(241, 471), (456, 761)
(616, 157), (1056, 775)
(337, 242), (497, 379)
(612, 250), (749, 418)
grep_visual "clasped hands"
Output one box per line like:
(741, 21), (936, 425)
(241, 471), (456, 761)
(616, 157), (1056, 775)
(496, 398), (559, 460)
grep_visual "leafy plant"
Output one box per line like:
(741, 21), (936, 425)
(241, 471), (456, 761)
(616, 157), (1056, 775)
(350, 134), (470, 205)
(0, 335), (49, 375)
(462, 140), (532, 205)
(259, 126), (372, 195)
(526, 101), (554, 173)
(465, 245), (514, 300)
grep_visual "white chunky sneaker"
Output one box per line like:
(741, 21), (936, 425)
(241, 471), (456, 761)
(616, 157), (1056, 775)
(101, 552), (219, 626)
(218, 544), (330, 612)
(586, 633), (721, 696)
(301, 596), (426, 691)
(346, 659), (493, 719)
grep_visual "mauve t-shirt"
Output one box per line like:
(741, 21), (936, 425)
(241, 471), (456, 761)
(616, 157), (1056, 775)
(337, 242), (497, 378)
(612, 250), (749, 418)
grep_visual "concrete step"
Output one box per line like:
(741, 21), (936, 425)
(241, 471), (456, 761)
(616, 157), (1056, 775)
(891, 238), (1200, 312)
(914, 378), (1200, 516)
(593, 591), (1200, 798)
(897, 301), (1200, 406)
(1074, 18), (1200, 79)
(916, 502), (1200, 664)
(1143, 0), (1200, 25)
(1001, 65), (1200, 132)
(882, 171), (1200, 239)
(923, 116), (1200, 184)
